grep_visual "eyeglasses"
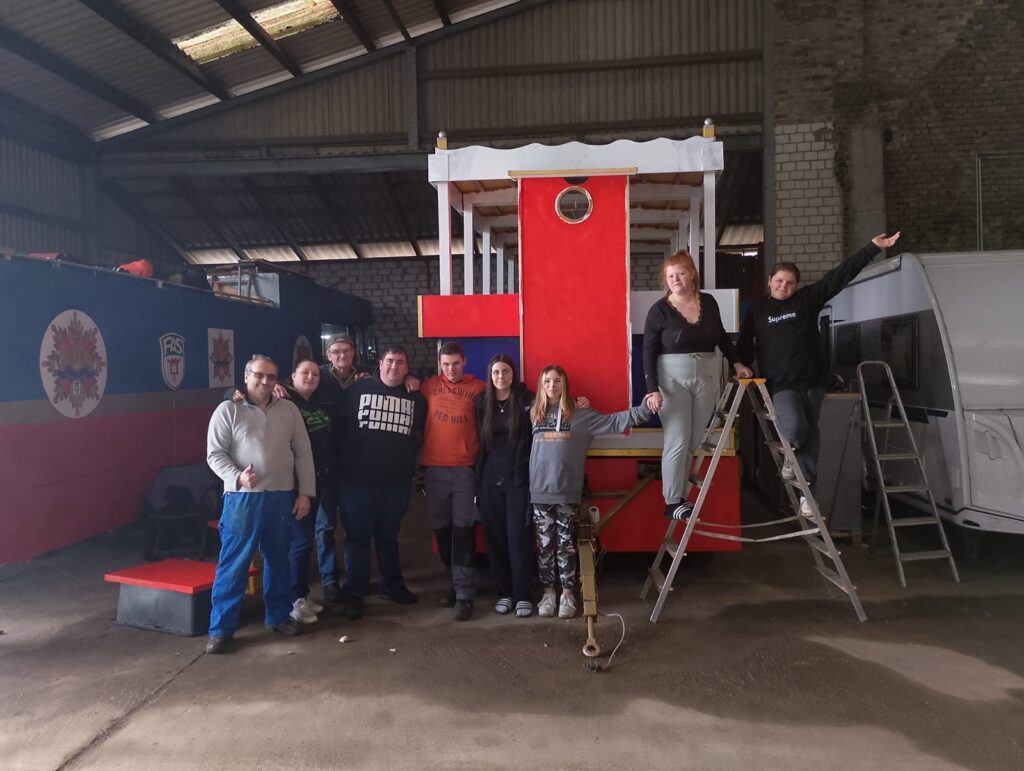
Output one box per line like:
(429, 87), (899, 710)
(247, 370), (278, 382)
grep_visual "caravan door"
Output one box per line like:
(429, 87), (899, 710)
(964, 410), (1024, 534)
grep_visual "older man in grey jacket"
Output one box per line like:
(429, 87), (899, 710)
(205, 354), (315, 654)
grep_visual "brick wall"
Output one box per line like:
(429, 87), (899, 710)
(774, 0), (1024, 267)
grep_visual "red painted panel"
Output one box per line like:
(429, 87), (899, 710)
(105, 558), (217, 594)
(419, 294), (520, 338)
(589, 457), (742, 552)
(0, 405), (212, 564)
(519, 176), (630, 411)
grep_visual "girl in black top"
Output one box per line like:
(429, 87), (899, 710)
(644, 250), (752, 521)
(737, 231), (900, 512)
(475, 354), (536, 618)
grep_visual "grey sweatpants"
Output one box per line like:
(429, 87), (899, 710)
(424, 466), (479, 601)
(771, 387), (826, 494)
(658, 353), (721, 505)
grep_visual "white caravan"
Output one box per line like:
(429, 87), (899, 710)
(822, 251), (1024, 535)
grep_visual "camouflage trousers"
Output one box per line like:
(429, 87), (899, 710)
(531, 502), (579, 590)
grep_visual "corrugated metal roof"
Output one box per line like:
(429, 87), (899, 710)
(126, 0), (236, 42)
(302, 243), (357, 260)
(0, 137), (83, 220)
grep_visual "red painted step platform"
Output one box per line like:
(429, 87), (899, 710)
(105, 559), (253, 636)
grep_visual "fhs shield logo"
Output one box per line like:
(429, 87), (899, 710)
(40, 310), (107, 418)
(160, 333), (185, 390)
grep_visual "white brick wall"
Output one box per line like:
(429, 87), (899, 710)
(775, 122), (843, 280)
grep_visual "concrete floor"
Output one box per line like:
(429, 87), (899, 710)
(2, 492), (1023, 771)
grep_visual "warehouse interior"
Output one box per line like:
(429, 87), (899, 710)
(2, 0), (1024, 768)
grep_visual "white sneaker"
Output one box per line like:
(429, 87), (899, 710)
(799, 496), (814, 519)
(289, 597), (318, 624)
(558, 594), (577, 619)
(304, 594), (324, 614)
(781, 459), (796, 480)
(538, 592), (557, 617)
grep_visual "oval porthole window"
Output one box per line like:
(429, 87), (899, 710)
(555, 186), (593, 224)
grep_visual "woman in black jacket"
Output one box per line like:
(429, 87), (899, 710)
(475, 354), (536, 618)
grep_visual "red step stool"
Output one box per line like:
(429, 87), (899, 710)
(104, 559), (253, 636)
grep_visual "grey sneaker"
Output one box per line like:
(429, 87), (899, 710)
(538, 592), (557, 617)
(781, 459), (796, 480)
(289, 597), (318, 624)
(558, 594), (577, 619)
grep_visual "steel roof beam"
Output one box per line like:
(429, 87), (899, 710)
(241, 178), (309, 261)
(0, 88), (93, 160)
(327, 0), (376, 52)
(382, 172), (424, 257)
(380, 0), (411, 41)
(100, 180), (192, 263)
(76, 0), (231, 101)
(213, 0), (303, 78)
(171, 178), (248, 261)
(309, 175), (365, 259)
(0, 25), (160, 124)
(98, 150), (428, 178)
(431, 0), (452, 27)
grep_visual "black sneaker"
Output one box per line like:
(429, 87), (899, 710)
(451, 599), (473, 622)
(205, 636), (230, 654)
(664, 501), (694, 521)
(438, 589), (456, 608)
(380, 585), (418, 605)
(265, 619), (303, 637)
(322, 583), (346, 604)
(344, 595), (365, 620)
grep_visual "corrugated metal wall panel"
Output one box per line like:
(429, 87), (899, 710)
(0, 51), (124, 133)
(135, 55), (405, 145)
(0, 138), (84, 221)
(4, 0), (208, 112)
(0, 214), (83, 254)
(421, 0), (762, 134)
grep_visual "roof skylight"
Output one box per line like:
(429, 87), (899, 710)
(173, 0), (340, 64)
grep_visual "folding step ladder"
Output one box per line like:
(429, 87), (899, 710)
(856, 361), (960, 587)
(641, 378), (867, 623)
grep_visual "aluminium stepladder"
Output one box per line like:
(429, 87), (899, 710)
(641, 378), (867, 623)
(856, 361), (960, 587)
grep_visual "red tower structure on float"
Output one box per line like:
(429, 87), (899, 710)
(419, 128), (740, 554)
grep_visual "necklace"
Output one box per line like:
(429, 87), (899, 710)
(498, 399), (509, 414)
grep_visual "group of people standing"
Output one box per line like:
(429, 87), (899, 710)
(203, 231), (900, 654)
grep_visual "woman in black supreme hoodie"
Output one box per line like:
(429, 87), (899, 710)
(737, 231), (901, 514)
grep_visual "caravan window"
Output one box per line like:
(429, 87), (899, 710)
(834, 324), (861, 368)
(881, 314), (919, 389)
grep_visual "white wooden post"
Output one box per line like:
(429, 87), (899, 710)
(703, 170), (716, 289)
(497, 244), (505, 293)
(463, 206), (474, 295)
(481, 229), (492, 294)
(688, 202), (700, 274)
(438, 183), (452, 295)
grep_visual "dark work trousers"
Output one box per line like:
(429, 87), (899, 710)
(425, 466), (479, 602)
(287, 484), (321, 601)
(338, 481), (412, 599)
(772, 387), (826, 494)
(315, 481), (341, 588)
(478, 464), (534, 604)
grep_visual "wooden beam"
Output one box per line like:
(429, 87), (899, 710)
(0, 25), (160, 124)
(213, 0), (303, 77)
(76, 0), (231, 100)
(327, 0), (376, 52)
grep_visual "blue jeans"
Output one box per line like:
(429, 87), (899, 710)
(772, 387), (826, 493)
(209, 490), (294, 637)
(315, 482), (341, 588)
(288, 492), (319, 601)
(339, 481), (411, 599)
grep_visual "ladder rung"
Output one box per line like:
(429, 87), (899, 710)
(647, 567), (667, 593)
(804, 536), (832, 557)
(878, 452), (919, 461)
(816, 565), (852, 594)
(871, 420), (905, 428)
(753, 408), (770, 420)
(700, 441), (718, 453)
(662, 538), (680, 560)
(765, 441), (785, 453)
(891, 516), (941, 527)
(782, 476), (803, 488)
(883, 484), (929, 494)
(689, 472), (704, 489)
(898, 550), (951, 562)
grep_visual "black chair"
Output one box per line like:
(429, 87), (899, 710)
(141, 464), (221, 560)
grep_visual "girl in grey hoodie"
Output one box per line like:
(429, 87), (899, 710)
(529, 365), (653, 619)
